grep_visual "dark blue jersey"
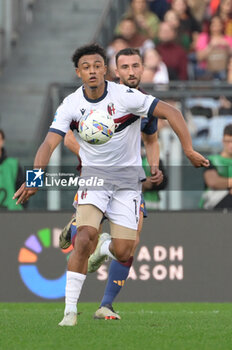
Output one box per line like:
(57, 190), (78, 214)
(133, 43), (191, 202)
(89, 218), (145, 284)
(139, 87), (158, 135)
(141, 117), (158, 135)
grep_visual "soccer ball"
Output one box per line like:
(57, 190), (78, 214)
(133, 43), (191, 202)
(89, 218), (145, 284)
(78, 109), (115, 145)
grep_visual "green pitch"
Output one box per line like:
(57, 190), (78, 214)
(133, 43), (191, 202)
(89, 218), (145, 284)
(1, 303), (232, 350)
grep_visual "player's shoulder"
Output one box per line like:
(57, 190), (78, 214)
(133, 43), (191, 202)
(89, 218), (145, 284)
(60, 85), (84, 110)
(107, 80), (137, 94)
(66, 85), (83, 101)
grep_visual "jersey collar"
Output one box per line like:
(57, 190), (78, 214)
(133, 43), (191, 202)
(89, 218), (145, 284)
(82, 81), (108, 103)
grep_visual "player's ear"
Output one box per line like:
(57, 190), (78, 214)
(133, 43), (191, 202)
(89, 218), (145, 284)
(115, 68), (120, 78)
(104, 65), (107, 75)
(75, 68), (81, 78)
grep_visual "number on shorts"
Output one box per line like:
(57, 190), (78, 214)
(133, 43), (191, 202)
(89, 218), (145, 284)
(133, 198), (137, 216)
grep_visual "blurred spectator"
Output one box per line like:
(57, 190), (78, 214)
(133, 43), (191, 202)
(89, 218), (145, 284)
(164, 9), (194, 50)
(200, 124), (232, 209)
(164, 9), (180, 30)
(195, 15), (232, 80)
(227, 56), (232, 84)
(156, 22), (188, 80)
(171, 0), (202, 51)
(117, 16), (155, 55)
(106, 35), (129, 81)
(147, 0), (170, 21)
(185, 0), (209, 23)
(208, 0), (221, 17)
(0, 129), (24, 210)
(126, 0), (160, 40)
(141, 48), (169, 84)
(218, 57), (232, 114)
(217, 0), (232, 37)
(142, 157), (168, 209)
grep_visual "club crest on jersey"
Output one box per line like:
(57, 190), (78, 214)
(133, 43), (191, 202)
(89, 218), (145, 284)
(107, 103), (116, 116)
(81, 189), (88, 199)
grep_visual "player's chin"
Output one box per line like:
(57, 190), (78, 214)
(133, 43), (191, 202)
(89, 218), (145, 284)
(89, 83), (98, 89)
(127, 80), (138, 88)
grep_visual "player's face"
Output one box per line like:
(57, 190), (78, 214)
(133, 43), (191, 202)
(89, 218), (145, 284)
(76, 54), (107, 89)
(223, 135), (232, 157)
(0, 134), (4, 151)
(115, 54), (144, 89)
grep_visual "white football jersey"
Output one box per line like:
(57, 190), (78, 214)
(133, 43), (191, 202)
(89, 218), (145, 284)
(49, 81), (159, 184)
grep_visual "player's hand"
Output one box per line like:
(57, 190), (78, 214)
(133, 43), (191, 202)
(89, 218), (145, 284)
(13, 182), (38, 205)
(150, 166), (164, 185)
(185, 150), (210, 168)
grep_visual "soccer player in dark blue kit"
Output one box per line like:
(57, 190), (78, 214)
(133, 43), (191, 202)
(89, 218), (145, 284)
(60, 48), (165, 319)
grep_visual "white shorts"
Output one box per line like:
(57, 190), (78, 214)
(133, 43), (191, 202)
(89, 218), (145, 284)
(77, 187), (141, 230)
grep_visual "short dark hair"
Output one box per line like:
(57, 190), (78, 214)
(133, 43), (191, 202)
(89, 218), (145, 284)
(72, 43), (107, 68)
(0, 129), (5, 140)
(223, 124), (232, 136)
(115, 48), (142, 66)
(110, 35), (129, 44)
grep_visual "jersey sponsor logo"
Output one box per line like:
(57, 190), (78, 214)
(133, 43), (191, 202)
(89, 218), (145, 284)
(26, 169), (44, 188)
(113, 280), (125, 286)
(107, 103), (116, 116)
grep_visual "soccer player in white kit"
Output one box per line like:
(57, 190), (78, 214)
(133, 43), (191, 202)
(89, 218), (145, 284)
(14, 43), (209, 326)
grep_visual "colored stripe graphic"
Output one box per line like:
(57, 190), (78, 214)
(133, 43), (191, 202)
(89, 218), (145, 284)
(38, 228), (51, 247)
(114, 113), (134, 124)
(18, 248), (38, 263)
(25, 235), (42, 253)
(19, 265), (66, 299)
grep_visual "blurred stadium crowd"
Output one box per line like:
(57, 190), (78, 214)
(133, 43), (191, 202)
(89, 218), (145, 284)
(0, 0), (232, 211)
(106, 0), (232, 83)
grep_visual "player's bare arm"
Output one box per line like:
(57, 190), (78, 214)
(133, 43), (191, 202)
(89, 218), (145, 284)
(204, 169), (232, 189)
(141, 132), (163, 185)
(153, 100), (210, 168)
(64, 130), (80, 156)
(13, 132), (62, 204)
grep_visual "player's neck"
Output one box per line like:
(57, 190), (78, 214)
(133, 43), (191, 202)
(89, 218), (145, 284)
(83, 82), (106, 100)
(221, 151), (232, 159)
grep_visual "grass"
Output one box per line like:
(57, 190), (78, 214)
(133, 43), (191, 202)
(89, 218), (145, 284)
(1, 303), (232, 350)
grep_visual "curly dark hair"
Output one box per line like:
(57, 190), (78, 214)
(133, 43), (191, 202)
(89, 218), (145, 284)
(72, 43), (107, 68)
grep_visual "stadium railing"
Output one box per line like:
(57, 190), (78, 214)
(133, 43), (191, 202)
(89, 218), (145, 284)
(0, 0), (37, 71)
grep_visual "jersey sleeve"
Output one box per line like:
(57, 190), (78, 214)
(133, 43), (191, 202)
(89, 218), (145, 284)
(120, 87), (159, 120)
(141, 117), (158, 134)
(203, 160), (216, 174)
(49, 95), (77, 137)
